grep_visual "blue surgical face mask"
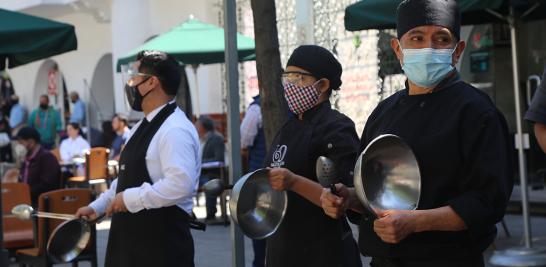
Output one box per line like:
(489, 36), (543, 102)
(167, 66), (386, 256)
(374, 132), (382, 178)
(399, 41), (457, 88)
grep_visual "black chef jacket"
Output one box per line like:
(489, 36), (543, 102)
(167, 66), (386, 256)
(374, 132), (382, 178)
(264, 101), (361, 267)
(358, 72), (514, 261)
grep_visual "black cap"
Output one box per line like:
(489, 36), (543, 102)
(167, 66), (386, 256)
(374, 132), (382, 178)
(286, 45), (343, 90)
(15, 127), (41, 142)
(396, 0), (461, 40)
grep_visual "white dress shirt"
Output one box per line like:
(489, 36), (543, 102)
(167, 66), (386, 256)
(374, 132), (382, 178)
(89, 103), (201, 215)
(59, 135), (90, 162)
(240, 104), (262, 149)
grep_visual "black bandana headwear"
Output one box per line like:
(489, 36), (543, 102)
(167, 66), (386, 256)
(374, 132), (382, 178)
(286, 45), (342, 90)
(396, 0), (461, 40)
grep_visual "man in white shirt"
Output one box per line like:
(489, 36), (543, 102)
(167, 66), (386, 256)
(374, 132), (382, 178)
(76, 50), (200, 267)
(110, 113), (130, 160)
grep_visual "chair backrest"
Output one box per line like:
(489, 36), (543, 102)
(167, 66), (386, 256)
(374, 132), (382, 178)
(36, 189), (93, 254)
(50, 148), (61, 162)
(85, 147), (110, 180)
(2, 183), (33, 241)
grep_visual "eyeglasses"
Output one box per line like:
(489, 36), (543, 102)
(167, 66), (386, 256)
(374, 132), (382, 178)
(281, 71), (318, 86)
(127, 73), (151, 86)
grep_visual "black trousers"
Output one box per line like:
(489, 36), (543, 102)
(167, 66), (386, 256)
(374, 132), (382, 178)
(370, 256), (484, 267)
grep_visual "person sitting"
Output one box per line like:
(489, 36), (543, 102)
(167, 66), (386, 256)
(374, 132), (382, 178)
(195, 115), (225, 222)
(8, 127), (61, 206)
(110, 113), (130, 160)
(59, 122), (90, 163)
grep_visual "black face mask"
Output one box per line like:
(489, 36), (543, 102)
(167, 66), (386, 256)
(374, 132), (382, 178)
(39, 104), (48, 110)
(124, 77), (152, 112)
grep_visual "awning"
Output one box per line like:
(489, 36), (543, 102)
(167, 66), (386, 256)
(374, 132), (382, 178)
(0, 8), (77, 69)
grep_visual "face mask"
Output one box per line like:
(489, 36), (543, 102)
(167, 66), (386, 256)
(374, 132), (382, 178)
(283, 80), (321, 115)
(125, 77), (152, 112)
(39, 104), (48, 110)
(400, 41), (457, 88)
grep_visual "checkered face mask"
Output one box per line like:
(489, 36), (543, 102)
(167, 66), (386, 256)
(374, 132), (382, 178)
(283, 81), (321, 115)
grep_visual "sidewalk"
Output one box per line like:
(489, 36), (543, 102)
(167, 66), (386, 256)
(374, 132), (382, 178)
(8, 205), (546, 267)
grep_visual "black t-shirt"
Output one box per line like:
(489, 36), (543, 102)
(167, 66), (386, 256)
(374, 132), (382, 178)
(358, 73), (514, 260)
(525, 67), (546, 124)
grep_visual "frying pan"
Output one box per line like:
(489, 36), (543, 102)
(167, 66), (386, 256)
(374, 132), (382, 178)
(229, 168), (287, 239)
(11, 204), (104, 263)
(354, 134), (421, 216)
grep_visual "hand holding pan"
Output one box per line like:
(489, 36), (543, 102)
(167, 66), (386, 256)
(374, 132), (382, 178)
(11, 204), (106, 263)
(47, 213), (107, 263)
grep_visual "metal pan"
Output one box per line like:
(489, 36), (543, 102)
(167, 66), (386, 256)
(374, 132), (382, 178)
(354, 134), (421, 216)
(47, 215), (103, 263)
(11, 203), (104, 263)
(229, 168), (287, 239)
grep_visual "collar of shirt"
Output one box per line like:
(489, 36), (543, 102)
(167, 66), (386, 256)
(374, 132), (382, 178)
(301, 100), (331, 121)
(144, 100), (176, 122)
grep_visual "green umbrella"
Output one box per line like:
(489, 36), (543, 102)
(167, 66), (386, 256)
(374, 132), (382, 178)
(116, 16), (256, 115)
(344, 0), (546, 31)
(0, 8), (77, 70)
(116, 17), (255, 71)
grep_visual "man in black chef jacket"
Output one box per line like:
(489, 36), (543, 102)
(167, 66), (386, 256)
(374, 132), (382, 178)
(320, 1), (513, 266)
(76, 50), (200, 267)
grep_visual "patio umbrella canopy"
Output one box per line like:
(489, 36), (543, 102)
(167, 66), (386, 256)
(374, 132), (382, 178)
(344, 0), (546, 31)
(116, 17), (255, 70)
(0, 8), (77, 70)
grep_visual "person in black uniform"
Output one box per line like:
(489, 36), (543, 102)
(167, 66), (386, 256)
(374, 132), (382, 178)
(265, 45), (362, 267)
(320, 1), (513, 266)
(76, 50), (200, 267)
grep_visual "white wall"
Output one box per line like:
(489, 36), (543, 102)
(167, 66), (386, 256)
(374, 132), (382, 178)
(4, 0), (225, 124)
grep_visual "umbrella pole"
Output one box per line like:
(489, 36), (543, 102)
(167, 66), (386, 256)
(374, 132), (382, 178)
(489, 6), (546, 267)
(508, 10), (532, 251)
(192, 65), (201, 117)
(224, 0), (245, 266)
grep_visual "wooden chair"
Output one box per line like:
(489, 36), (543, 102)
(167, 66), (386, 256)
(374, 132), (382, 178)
(16, 188), (97, 267)
(67, 147), (111, 187)
(2, 183), (34, 252)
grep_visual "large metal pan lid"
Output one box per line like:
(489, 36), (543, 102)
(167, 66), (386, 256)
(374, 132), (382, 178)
(229, 168), (287, 239)
(354, 134), (421, 216)
(47, 218), (91, 263)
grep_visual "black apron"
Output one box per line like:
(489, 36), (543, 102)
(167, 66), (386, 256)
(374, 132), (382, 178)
(264, 114), (358, 267)
(105, 103), (195, 267)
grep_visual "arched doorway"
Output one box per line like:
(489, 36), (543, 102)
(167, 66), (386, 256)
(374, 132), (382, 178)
(89, 54), (115, 130)
(33, 59), (67, 124)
